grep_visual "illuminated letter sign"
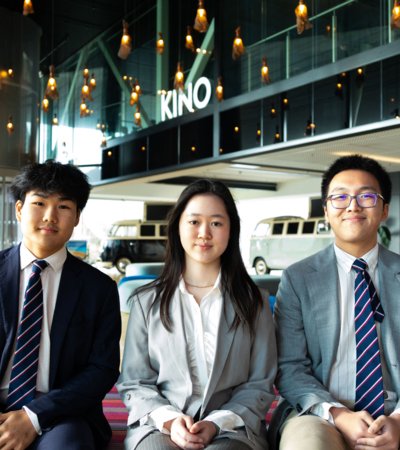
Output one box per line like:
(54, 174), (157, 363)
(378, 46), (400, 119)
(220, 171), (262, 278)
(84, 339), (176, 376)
(161, 77), (212, 121)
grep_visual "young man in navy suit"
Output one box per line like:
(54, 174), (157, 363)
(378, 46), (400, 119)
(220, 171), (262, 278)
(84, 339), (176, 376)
(0, 161), (121, 449)
(272, 154), (400, 450)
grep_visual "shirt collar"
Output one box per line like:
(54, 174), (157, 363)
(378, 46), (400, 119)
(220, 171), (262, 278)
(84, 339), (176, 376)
(334, 243), (379, 273)
(20, 243), (67, 272)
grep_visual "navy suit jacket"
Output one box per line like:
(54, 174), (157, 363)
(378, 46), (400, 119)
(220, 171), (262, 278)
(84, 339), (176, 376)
(0, 245), (121, 449)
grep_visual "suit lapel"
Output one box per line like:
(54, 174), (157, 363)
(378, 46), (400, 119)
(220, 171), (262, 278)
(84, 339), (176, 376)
(49, 254), (83, 386)
(306, 246), (341, 382)
(378, 247), (400, 374)
(201, 296), (235, 411)
(0, 246), (21, 375)
(0, 246), (21, 333)
(166, 290), (191, 384)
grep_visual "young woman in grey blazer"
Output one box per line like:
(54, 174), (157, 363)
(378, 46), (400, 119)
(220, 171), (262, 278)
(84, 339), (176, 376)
(118, 179), (277, 450)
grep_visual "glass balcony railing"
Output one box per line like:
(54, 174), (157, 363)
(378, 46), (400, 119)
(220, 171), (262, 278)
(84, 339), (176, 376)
(41, 0), (399, 166)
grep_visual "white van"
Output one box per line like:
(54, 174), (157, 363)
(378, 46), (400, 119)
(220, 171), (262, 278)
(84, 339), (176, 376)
(249, 216), (334, 274)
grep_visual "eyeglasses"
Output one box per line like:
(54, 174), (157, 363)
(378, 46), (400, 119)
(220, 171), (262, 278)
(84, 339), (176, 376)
(326, 192), (385, 209)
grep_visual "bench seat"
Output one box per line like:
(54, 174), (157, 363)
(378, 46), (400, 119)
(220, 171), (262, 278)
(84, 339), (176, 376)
(103, 386), (280, 449)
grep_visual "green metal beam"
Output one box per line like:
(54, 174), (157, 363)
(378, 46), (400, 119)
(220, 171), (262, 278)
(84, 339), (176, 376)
(96, 37), (150, 128)
(59, 46), (90, 126)
(186, 18), (215, 86)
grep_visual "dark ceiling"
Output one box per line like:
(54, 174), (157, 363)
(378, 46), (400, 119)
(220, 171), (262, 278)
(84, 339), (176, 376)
(0, 0), (142, 69)
(0, 0), (374, 73)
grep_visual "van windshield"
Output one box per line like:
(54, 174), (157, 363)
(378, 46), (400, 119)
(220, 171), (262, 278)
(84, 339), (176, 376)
(253, 222), (270, 237)
(109, 225), (138, 237)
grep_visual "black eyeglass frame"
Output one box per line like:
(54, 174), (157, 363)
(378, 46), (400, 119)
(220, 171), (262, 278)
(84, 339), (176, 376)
(325, 192), (385, 209)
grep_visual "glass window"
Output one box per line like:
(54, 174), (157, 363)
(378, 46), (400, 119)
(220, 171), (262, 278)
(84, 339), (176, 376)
(272, 223), (284, 235)
(287, 222), (299, 235)
(302, 221), (315, 234)
(140, 224), (155, 237)
(115, 225), (137, 237)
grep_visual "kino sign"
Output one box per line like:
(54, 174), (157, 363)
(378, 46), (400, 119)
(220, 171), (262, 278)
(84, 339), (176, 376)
(161, 76), (212, 122)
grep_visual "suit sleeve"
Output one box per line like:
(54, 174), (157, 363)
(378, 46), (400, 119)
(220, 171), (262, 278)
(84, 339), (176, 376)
(274, 269), (339, 414)
(116, 294), (172, 426)
(217, 298), (277, 437)
(28, 277), (121, 428)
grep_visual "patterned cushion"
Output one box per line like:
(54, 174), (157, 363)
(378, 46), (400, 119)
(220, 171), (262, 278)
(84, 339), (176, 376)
(103, 386), (280, 449)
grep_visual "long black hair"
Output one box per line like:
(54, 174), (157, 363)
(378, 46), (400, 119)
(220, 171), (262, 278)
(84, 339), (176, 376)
(142, 179), (262, 333)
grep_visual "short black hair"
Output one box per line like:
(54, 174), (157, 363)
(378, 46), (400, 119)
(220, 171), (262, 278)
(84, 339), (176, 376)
(10, 160), (91, 211)
(321, 154), (391, 204)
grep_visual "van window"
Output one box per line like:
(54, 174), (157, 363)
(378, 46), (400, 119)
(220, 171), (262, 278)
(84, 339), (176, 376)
(113, 225), (138, 237)
(302, 221), (315, 234)
(272, 223), (284, 235)
(287, 222), (299, 235)
(140, 224), (156, 236)
(160, 225), (167, 237)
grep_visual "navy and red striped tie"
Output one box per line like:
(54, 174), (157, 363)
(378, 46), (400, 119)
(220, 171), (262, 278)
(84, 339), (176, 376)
(6, 260), (48, 411)
(353, 258), (385, 419)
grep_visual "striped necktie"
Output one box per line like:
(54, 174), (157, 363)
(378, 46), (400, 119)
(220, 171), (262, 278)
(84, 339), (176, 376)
(6, 259), (48, 411)
(352, 258), (385, 418)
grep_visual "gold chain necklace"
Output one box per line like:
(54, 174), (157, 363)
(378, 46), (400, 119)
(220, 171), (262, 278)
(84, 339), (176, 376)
(184, 281), (215, 288)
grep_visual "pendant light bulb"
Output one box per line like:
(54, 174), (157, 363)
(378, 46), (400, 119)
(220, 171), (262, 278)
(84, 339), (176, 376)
(194, 0), (209, 33)
(185, 26), (196, 52)
(174, 62), (185, 91)
(80, 100), (88, 117)
(23, 0), (34, 16)
(156, 32), (165, 54)
(261, 57), (271, 83)
(295, 0), (312, 35)
(6, 116), (14, 135)
(42, 97), (50, 113)
(89, 74), (96, 91)
(130, 90), (139, 106)
(216, 77), (223, 102)
(118, 20), (132, 60)
(45, 65), (59, 100)
(391, 0), (400, 28)
(232, 27), (245, 60)
(134, 105), (141, 126)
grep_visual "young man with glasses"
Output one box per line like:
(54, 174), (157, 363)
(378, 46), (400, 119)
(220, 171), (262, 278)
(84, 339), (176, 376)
(270, 154), (400, 450)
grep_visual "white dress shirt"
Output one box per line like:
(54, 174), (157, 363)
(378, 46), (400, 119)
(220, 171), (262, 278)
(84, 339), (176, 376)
(0, 244), (66, 432)
(312, 243), (398, 420)
(141, 274), (245, 434)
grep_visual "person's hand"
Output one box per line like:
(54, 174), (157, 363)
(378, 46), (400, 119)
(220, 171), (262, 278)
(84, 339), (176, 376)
(355, 414), (400, 450)
(189, 420), (218, 446)
(0, 410), (38, 450)
(167, 415), (205, 449)
(331, 407), (375, 448)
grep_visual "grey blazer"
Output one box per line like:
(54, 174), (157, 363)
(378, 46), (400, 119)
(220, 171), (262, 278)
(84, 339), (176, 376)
(270, 244), (400, 442)
(117, 287), (277, 450)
